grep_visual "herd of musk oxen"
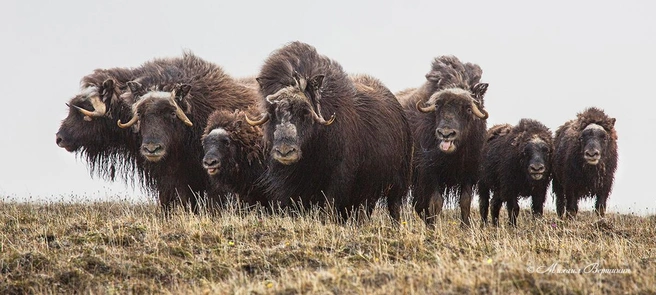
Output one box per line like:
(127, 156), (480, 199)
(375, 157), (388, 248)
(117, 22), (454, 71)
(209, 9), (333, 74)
(56, 41), (618, 226)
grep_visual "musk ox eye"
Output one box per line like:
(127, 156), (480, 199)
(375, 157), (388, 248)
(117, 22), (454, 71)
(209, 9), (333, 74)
(466, 108), (472, 114)
(171, 112), (177, 118)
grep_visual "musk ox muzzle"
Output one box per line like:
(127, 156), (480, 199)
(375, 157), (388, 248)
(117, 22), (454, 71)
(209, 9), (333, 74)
(55, 131), (77, 152)
(141, 142), (165, 162)
(272, 122), (301, 165)
(202, 152), (221, 175)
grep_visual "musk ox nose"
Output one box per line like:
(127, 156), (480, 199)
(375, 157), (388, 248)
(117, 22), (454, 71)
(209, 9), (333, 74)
(585, 150), (600, 158)
(142, 143), (162, 154)
(56, 134), (63, 146)
(436, 128), (457, 140)
(203, 157), (219, 168)
(529, 163), (546, 174)
(275, 146), (297, 157)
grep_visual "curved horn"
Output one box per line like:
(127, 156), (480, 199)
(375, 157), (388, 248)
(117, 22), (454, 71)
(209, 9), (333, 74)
(117, 113), (139, 128)
(68, 96), (107, 118)
(307, 100), (335, 126)
(416, 100), (436, 113)
(174, 106), (193, 126)
(470, 100), (489, 119)
(245, 112), (269, 126)
(168, 93), (193, 127)
(312, 111), (336, 125)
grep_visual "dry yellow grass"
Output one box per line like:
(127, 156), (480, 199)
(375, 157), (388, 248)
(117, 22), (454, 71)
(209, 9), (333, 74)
(1, 200), (654, 294)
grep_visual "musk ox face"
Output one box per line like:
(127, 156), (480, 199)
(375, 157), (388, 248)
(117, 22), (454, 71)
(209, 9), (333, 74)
(580, 123), (610, 165)
(201, 127), (237, 175)
(247, 74), (334, 165)
(521, 136), (552, 180)
(117, 84), (193, 162)
(56, 80), (117, 152)
(417, 88), (488, 154)
(269, 93), (312, 165)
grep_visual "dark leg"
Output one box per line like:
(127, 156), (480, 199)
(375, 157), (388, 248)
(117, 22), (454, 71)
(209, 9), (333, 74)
(565, 191), (579, 220)
(460, 185), (473, 227)
(491, 193), (503, 227)
(479, 185), (490, 225)
(507, 196), (519, 227)
(553, 180), (565, 218)
(427, 189), (444, 226)
(595, 192), (609, 218)
(531, 190), (546, 218)
(386, 184), (404, 223)
(556, 195), (566, 219)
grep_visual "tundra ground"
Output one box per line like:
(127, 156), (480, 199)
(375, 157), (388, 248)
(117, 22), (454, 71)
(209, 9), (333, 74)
(1, 199), (654, 294)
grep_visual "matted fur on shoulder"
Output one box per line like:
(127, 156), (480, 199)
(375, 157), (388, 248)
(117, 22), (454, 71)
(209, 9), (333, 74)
(257, 41), (356, 100)
(486, 123), (512, 142)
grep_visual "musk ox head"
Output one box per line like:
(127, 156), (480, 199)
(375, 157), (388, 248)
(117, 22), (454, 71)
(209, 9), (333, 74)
(117, 83), (193, 162)
(246, 73), (334, 165)
(56, 79), (119, 152)
(416, 85), (488, 154)
(579, 122), (614, 165)
(574, 108), (617, 166)
(512, 125), (553, 181)
(202, 109), (263, 176)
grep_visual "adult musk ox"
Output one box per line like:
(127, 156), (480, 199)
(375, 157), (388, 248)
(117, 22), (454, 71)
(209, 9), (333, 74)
(246, 41), (412, 221)
(397, 55), (489, 226)
(202, 108), (268, 207)
(552, 107), (618, 219)
(55, 67), (150, 185)
(117, 52), (259, 213)
(478, 119), (554, 226)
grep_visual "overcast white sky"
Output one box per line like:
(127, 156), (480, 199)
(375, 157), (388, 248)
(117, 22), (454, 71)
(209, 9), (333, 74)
(1, 0), (654, 215)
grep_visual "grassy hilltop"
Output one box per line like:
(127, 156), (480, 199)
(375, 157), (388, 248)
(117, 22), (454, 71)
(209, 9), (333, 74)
(1, 200), (654, 294)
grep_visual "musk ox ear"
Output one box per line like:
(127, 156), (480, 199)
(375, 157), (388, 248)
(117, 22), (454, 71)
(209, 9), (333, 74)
(175, 84), (192, 103)
(101, 79), (115, 103)
(127, 81), (144, 96)
(309, 74), (325, 91)
(609, 117), (616, 127)
(255, 77), (269, 89)
(472, 83), (489, 100)
(292, 71), (307, 91)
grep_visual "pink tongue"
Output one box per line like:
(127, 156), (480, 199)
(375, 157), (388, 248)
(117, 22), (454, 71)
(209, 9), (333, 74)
(440, 141), (452, 151)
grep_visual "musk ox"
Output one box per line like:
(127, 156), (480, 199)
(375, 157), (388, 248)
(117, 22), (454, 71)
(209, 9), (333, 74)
(246, 41), (412, 221)
(55, 67), (151, 186)
(552, 107), (618, 219)
(202, 108), (268, 208)
(117, 52), (259, 213)
(478, 119), (554, 226)
(397, 55), (489, 226)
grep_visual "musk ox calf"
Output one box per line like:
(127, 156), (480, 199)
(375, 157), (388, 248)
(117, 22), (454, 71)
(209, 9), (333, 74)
(552, 107), (618, 219)
(478, 119), (554, 226)
(397, 55), (489, 226)
(201, 108), (268, 208)
(246, 41), (412, 221)
(117, 52), (259, 213)
(56, 67), (152, 186)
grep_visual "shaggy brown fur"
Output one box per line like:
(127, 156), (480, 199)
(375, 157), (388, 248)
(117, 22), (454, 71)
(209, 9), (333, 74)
(397, 55), (489, 226)
(254, 41), (412, 221)
(202, 108), (268, 208)
(552, 107), (618, 218)
(56, 67), (152, 188)
(479, 119), (553, 226)
(119, 52), (259, 213)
